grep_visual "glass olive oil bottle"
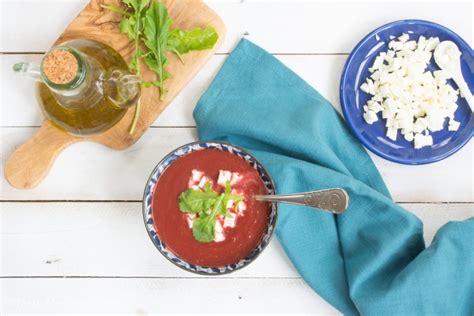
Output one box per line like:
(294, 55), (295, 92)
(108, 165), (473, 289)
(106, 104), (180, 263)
(13, 39), (140, 136)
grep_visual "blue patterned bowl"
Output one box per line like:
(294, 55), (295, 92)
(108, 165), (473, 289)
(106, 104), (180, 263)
(142, 141), (278, 275)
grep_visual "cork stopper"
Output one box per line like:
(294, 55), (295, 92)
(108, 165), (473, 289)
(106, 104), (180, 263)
(42, 49), (79, 85)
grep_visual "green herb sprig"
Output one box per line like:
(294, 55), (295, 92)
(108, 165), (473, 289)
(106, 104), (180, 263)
(102, 0), (218, 134)
(179, 182), (243, 243)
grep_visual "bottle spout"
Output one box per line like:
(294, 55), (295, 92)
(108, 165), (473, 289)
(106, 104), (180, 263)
(13, 62), (42, 81)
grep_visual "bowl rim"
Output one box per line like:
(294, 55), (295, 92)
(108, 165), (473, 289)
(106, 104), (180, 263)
(142, 140), (278, 275)
(340, 19), (474, 165)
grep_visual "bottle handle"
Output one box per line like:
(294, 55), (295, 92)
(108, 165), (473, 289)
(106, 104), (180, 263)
(106, 71), (141, 109)
(13, 62), (42, 81)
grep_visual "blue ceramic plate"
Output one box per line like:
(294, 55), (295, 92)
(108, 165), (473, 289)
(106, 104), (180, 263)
(142, 141), (277, 275)
(340, 20), (473, 165)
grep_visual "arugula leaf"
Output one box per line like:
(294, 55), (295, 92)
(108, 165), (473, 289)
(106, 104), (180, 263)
(102, 0), (150, 135)
(114, 0), (149, 73)
(143, 1), (172, 100)
(179, 182), (218, 213)
(119, 17), (135, 39)
(192, 194), (225, 243)
(224, 181), (232, 195)
(103, 0), (218, 135)
(167, 27), (218, 60)
(191, 214), (215, 243)
(123, 0), (150, 13)
(101, 4), (132, 16)
(220, 181), (243, 215)
(179, 180), (245, 243)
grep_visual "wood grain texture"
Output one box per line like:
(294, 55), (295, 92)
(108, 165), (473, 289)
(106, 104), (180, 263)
(1, 127), (472, 202)
(3, 0), (225, 189)
(1, 202), (472, 278)
(1, 202), (471, 314)
(1, 1), (471, 54)
(0, 278), (340, 315)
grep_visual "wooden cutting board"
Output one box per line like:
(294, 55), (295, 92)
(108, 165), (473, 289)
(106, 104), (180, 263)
(4, 0), (225, 189)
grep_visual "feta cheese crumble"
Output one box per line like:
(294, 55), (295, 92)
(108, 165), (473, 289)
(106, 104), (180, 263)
(360, 34), (461, 149)
(186, 169), (245, 242)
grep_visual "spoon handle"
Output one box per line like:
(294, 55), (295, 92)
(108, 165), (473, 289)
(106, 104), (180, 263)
(453, 73), (474, 111)
(254, 188), (349, 214)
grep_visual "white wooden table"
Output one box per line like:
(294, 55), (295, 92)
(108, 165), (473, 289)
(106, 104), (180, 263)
(1, 0), (473, 314)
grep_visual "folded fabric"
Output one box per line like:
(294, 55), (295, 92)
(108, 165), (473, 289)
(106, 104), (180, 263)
(193, 39), (474, 315)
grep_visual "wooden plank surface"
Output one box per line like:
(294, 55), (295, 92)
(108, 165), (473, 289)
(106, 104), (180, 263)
(1, 128), (472, 202)
(1, 278), (340, 314)
(1, 202), (472, 278)
(1, 1), (472, 53)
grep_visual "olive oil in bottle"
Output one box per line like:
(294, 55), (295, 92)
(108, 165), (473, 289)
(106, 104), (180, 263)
(14, 39), (140, 136)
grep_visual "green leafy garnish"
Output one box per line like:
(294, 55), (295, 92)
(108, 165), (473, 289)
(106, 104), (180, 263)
(191, 194), (225, 243)
(143, 1), (172, 99)
(102, 0), (219, 135)
(178, 182), (218, 213)
(108, 0), (150, 73)
(179, 181), (244, 243)
(167, 27), (219, 61)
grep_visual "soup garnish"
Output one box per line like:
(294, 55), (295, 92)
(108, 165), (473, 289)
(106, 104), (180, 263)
(179, 170), (246, 243)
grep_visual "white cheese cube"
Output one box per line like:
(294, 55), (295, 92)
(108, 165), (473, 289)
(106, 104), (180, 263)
(404, 132), (414, 142)
(417, 36), (427, 50)
(414, 133), (433, 149)
(403, 41), (417, 51)
(217, 170), (232, 186)
(230, 172), (243, 185)
(397, 117), (413, 130)
(237, 201), (247, 215)
(413, 118), (428, 133)
(363, 110), (378, 124)
(198, 176), (212, 188)
(426, 113), (446, 132)
(389, 40), (404, 51)
(223, 213), (237, 228)
(191, 169), (204, 182)
(367, 100), (383, 113)
(360, 82), (370, 94)
(186, 214), (196, 229)
(386, 127), (398, 141)
(448, 119), (460, 131)
(214, 220), (225, 242)
(424, 37), (440, 51)
(398, 33), (409, 43)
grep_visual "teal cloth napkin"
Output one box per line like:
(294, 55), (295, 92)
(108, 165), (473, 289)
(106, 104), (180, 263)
(193, 39), (474, 315)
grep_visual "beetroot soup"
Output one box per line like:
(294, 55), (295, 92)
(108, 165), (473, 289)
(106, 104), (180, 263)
(152, 149), (271, 267)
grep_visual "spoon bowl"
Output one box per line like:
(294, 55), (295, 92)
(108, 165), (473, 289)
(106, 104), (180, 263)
(434, 40), (474, 111)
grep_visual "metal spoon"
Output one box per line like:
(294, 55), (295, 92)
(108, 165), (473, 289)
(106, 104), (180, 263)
(434, 41), (473, 111)
(254, 188), (349, 214)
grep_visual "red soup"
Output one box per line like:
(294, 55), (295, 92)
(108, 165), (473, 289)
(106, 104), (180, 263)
(152, 149), (271, 267)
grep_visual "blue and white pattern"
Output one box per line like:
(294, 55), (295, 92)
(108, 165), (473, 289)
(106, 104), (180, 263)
(142, 141), (278, 275)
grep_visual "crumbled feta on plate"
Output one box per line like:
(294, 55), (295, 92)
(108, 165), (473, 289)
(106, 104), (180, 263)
(360, 33), (461, 149)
